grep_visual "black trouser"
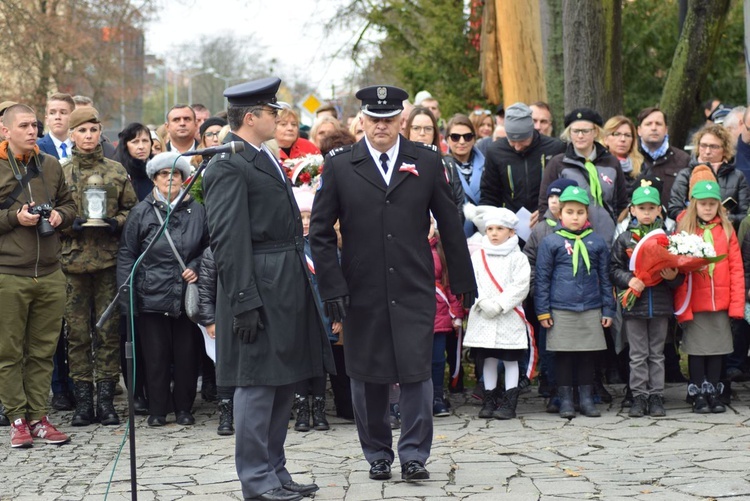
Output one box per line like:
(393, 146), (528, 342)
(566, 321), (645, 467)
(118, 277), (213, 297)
(689, 355), (723, 386)
(328, 343), (353, 418)
(217, 385), (235, 400)
(555, 351), (595, 387)
(295, 376), (326, 396)
(137, 312), (200, 416)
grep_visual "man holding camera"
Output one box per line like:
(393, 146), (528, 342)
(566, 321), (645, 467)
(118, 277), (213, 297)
(0, 104), (76, 448)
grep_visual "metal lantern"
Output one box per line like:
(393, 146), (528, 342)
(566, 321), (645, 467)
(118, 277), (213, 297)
(81, 174), (110, 227)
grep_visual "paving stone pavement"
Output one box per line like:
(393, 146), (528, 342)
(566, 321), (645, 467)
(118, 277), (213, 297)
(3, 381), (750, 500)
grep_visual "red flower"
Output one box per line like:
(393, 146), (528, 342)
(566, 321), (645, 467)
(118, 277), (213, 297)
(299, 172), (311, 185)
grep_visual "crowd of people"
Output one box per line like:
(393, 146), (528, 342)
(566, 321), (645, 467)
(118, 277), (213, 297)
(1, 81), (750, 498)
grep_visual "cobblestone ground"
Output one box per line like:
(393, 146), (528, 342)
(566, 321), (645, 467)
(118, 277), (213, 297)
(2, 380), (750, 500)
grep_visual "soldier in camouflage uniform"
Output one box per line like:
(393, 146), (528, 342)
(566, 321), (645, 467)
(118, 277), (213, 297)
(60, 108), (137, 426)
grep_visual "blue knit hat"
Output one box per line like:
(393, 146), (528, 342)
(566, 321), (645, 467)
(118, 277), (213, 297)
(547, 178), (579, 198)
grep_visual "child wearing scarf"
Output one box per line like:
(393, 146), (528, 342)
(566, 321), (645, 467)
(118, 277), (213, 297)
(535, 186), (616, 419)
(464, 208), (531, 420)
(673, 178), (744, 413)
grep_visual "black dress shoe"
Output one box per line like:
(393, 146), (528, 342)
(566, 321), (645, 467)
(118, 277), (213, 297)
(245, 486), (303, 501)
(282, 480), (319, 496)
(401, 460), (429, 481)
(369, 458), (392, 480)
(133, 397), (149, 415)
(147, 415), (166, 427)
(175, 411), (195, 425)
(51, 392), (75, 411)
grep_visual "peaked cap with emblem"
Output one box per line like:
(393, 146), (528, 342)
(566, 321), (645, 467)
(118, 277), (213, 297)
(691, 180), (721, 201)
(224, 77), (282, 108)
(631, 185), (660, 206)
(356, 85), (408, 118)
(564, 107), (603, 128)
(559, 185), (590, 206)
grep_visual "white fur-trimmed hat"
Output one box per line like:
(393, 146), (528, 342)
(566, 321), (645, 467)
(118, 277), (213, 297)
(482, 207), (519, 230)
(293, 187), (315, 213)
(146, 152), (191, 180)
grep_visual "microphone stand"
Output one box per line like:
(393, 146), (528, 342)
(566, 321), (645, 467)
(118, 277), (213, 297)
(96, 155), (213, 501)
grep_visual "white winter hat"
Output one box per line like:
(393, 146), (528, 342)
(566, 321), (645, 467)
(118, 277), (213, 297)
(482, 207), (518, 230)
(414, 90), (433, 106)
(146, 152), (191, 181)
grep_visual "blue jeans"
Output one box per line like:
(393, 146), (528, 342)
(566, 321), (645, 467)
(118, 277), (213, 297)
(432, 332), (448, 398)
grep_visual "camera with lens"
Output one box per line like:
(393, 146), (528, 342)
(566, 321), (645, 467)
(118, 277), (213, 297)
(28, 203), (55, 237)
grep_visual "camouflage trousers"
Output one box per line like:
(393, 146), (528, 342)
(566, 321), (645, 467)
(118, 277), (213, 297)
(65, 268), (120, 383)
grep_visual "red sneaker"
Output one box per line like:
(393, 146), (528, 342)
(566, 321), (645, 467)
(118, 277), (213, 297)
(30, 416), (70, 445)
(10, 418), (33, 448)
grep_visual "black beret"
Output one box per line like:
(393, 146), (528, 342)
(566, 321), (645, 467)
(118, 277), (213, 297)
(199, 117), (228, 137)
(224, 77), (282, 108)
(355, 85), (408, 118)
(564, 107), (603, 128)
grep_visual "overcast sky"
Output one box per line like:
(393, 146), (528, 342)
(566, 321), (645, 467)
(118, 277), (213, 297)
(145, 0), (362, 101)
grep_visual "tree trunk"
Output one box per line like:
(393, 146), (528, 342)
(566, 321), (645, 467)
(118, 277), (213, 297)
(495, 0), (547, 106)
(660, 0), (731, 149)
(480, 0), (502, 105)
(541, 0), (565, 135)
(562, 0), (622, 119)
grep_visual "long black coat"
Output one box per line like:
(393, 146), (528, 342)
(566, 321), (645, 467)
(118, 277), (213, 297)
(309, 137), (476, 384)
(203, 132), (334, 387)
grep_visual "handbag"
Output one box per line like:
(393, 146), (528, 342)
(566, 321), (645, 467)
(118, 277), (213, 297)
(152, 206), (201, 323)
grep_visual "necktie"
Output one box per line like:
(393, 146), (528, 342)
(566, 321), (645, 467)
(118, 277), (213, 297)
(60, 143), (68, 158)
(555, 228), (594, 276)
(379, 153), (389, 175)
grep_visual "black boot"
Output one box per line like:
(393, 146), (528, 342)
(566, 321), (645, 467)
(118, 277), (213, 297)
(557, 386), (575, 419)
(312, 396), (330, 431)
(293, 394), (311, 432)
(71, 381), (95, 426)
(201, 374), (217, 402)
(478, 388), (499, 419)
(705, 382), (726, 413)
(0, 403), (9, 426)
(592, 374), (613, 404)
(493, 387), (520, 420)
(97, 380), (120, 426)
(688, 383), (709, 413)
(217, 399), (234, 436)
(545, 387), (560, 413)
(628, 394), (648, 418)
(578, 385), (601, 417)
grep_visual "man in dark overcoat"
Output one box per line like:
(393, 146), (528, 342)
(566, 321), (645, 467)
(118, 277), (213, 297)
(309, 85), (476, 482)
(203, 77), (334, 501)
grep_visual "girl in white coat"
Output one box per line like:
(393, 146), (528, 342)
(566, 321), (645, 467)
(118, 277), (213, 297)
(465, 208), (531, 420)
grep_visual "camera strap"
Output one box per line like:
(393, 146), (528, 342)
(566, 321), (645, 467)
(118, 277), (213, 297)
(152, 205), (187, 272)
(0, 148), (41, 210)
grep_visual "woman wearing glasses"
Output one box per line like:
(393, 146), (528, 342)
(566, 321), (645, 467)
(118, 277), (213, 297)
(668, 124), (749, 225)
(603, 116), (643, 197)
(446, 114), (485, 237)
(470, 109), (494, 139)
(538, 108), (627, 244)
(190, 117), (228, 170)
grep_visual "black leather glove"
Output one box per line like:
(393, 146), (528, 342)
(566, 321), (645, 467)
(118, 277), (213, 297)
(324, 296), (350, 322)
(461, 290), (477, 309)
(104, 217), (118, 234)
(233, 308), (264, 344)
(72, 217), (86, 232)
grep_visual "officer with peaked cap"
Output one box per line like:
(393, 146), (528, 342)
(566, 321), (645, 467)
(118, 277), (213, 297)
(310, 85), (476, 482)
(203, 77), (334, 501)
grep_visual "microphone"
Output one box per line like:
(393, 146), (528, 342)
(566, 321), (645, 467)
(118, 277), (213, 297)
(180, 141), (245, 157)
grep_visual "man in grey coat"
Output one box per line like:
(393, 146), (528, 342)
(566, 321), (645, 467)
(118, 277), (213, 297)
(203, 77), (334, 501)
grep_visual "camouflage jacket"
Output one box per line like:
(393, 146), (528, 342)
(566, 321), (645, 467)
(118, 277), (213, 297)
(60, 145), (137, 274)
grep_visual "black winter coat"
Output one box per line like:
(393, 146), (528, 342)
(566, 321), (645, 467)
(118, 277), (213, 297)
(117, 193), (209, 317)
(442, 156), (466, 224)
(480, 132), (566, 212)
(609, 222), (684, 318)
(310, 137), (476, 384)
(203, 133), (334, 387)
(637, 145), (690, 203)
(668, 160), (750, 225)
(197, 246), (217, 326)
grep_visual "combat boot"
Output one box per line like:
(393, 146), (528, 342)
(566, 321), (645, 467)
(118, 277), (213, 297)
(293, 394), (311, 432)
(312, 396), (330, 431)
(478, 388), (499, 419)
(217, 399), (234, 436)
(493, 387), (520, 420)
(578, 385), (601, 417)
(0, 403), (9, 427)
(71, 381), (95, 426)
(97, 380), (120, 426)
(557, 386), (575, 419)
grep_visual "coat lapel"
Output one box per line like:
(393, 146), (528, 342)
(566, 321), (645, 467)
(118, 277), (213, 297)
(230, 133), (286, 185)
(351, 140), (387, 192)
(387, 137), (419, 195)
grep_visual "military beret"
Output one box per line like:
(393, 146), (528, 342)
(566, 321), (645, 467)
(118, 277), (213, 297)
(224, 77), (282, 108)
(564, 107), (603, 128)
(0, 101), (18, 117)
(68, 107), (100, 130)
(356, 85), (408, 118)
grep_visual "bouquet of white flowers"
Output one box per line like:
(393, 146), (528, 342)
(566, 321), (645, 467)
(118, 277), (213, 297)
(282, 154), (324, 188)
(667, 231), (717, 258)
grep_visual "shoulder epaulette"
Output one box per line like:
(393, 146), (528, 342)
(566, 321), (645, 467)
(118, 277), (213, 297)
(327, 144), (353, 158)
(415, 142), (438, 152)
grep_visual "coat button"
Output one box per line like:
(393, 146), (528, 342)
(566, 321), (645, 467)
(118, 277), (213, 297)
(387, 234), (393, 240)
(239, 292), (245, 297)
(391, 300), (396, 306)
(389, 267), (394, 273)
(385, 199), (391, 205)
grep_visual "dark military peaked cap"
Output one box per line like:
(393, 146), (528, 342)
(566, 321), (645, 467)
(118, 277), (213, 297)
(224, 77), (282, 108)
(356, 85), (408, 118)
(564, 107), (604, 128)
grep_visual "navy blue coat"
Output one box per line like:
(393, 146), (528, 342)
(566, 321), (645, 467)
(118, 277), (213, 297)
(534, 224), (616, 319)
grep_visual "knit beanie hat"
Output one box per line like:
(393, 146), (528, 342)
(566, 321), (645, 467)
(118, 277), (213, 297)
(293, 187), (315, 213)
(482, 207), (519, 229)
(631, 185), (660, 206)
(559, 186), (590, 206)
(547, 178), (579, 198)
(146, 152), (191, 180)
(689, 164), (716, 198)
(691, 180), (721, 201)
(504, 103), (534, 141)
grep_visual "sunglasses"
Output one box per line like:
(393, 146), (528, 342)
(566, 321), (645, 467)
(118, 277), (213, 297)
(448, 132), (475, 142)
